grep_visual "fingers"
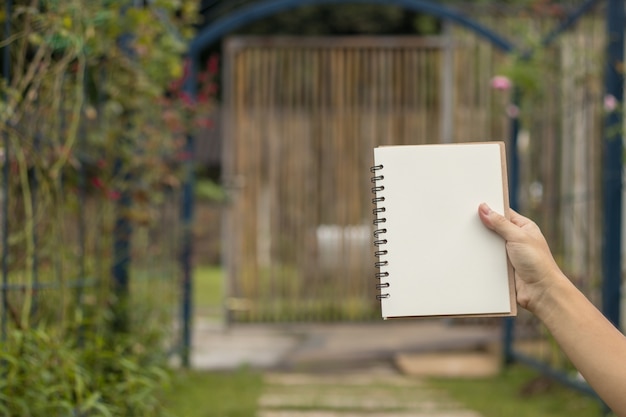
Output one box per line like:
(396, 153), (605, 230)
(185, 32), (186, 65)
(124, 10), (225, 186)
(478, 203), (523, 241)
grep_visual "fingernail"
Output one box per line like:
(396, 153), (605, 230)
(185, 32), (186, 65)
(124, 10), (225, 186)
(480, 203), (492, 215)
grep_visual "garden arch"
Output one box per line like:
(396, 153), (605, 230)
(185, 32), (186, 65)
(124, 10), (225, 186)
(182, 0), (623, 392)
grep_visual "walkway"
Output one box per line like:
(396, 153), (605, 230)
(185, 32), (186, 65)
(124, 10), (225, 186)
(191, 318), (500, 417)
(191, 319), (500, 371)
(259, 365), (483, 417)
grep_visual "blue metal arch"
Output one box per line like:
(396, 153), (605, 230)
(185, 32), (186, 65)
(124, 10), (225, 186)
(189, 0), (516, 57)
(179, 0), (516, 367)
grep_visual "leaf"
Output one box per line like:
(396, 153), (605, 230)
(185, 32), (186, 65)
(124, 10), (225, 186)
(28, 33), (45, 46)
(50, 401), (74, 415)
(63, 15), (73, 29)
(89, 402), (114, 417)
(93, 10), (115, 26)
(80, 392), (103, 413)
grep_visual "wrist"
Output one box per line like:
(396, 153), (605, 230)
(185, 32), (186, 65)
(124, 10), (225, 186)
(527, 270), (575, 321)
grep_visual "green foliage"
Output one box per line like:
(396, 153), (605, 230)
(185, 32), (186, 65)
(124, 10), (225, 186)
(0, 263), (177, 416)
(0, 0), (204, 321)
(234, 4), (440, 36)
(1, 0), (205, 256)
(413, 14), (440, 35)
(0, 321), (171, 417)
(501, 52), (547, 98)
(0, 1), (207, 415)
(195, 178), (226, 203)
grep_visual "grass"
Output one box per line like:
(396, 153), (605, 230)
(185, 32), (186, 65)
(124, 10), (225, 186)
(162, 365), (608, 417)
(193, 265), (380, 321)
(194, 265), (223, 314)
(163, 368), (263, 417)
(429, 365), (606, 417)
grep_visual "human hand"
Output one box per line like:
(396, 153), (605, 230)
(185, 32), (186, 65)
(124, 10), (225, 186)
(478, 203), (566, 313)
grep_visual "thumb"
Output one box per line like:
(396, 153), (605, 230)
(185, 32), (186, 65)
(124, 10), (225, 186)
(478, 203), (520, 241)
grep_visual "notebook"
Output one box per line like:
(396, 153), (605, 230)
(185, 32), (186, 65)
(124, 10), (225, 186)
(370, 142), (516, 319)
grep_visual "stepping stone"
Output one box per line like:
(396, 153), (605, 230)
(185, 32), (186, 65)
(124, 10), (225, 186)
(395, 352), (499, 378)
(258, 369), (483, 417)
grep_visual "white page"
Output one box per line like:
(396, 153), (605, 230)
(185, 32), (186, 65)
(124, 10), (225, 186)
(372, 143), (513, 318)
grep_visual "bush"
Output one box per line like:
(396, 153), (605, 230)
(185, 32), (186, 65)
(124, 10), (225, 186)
(0, 322), (171, 417)
(0, 272), (178, 417)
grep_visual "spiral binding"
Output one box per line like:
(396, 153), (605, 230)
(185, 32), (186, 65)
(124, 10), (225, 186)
(370, 164), (390, 300)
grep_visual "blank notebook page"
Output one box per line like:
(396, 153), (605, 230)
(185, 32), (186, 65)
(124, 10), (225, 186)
(373, 142), (514, 319)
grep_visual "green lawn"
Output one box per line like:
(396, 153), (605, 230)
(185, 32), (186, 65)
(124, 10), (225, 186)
(429, 365), (606, 417)
(163, 365), (607, 417)
(163, 368), (263, 417)
(194, 265), (223, 315)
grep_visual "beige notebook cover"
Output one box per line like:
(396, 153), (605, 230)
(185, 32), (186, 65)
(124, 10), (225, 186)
(371, 142), (516, 319)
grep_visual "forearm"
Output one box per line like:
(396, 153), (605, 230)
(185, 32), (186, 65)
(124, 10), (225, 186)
(533, 274), (626, 416)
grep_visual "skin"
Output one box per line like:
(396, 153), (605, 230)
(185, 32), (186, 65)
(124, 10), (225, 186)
(478, 203), (626, 417)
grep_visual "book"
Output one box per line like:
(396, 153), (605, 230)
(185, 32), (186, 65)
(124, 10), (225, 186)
(370, 142), (516, 319)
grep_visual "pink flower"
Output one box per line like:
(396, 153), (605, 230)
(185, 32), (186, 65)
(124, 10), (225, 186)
(491, 75), (512, 91)
(604, 94), (618, 112)
(178, 91), (194, 108)
(506, 104), (520, 119)
(195, 118), (214, 129)
(182, 58), (191, 79)
(107, 190), (121, 201)
(207, 54), (219, 75)
(176, 151), (192, 161)
(207, 82), (218, 94)
(91, 177), (104, 189)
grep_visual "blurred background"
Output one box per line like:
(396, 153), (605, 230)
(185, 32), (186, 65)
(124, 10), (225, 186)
(0, 0), (621, 416)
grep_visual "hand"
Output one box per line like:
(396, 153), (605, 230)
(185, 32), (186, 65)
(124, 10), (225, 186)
(480, 206), (626, 417)
(478, 203), (565, 313)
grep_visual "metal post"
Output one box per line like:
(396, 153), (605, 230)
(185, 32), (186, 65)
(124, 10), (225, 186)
(1, 0), (12, 341)
(31, 134), (40, 318)
(440, 20), (454, 144)
(601, 0), (624, 328)
(77, 114), (87, 345)
(180, 56), (198, 368)
(503, 88), (521, 365)
(112, 157), (132, 334)
(110, 3), (141, 335)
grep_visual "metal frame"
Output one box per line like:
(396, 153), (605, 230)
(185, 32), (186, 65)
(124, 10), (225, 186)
(601, 0), (624, 330)
(1, 0), (12, 341)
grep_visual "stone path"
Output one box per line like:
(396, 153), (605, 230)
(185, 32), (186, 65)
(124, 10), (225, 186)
(258, 365), (483, 417)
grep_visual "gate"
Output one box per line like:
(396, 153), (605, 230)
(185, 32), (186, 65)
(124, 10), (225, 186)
(221, 34), (510, 321)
